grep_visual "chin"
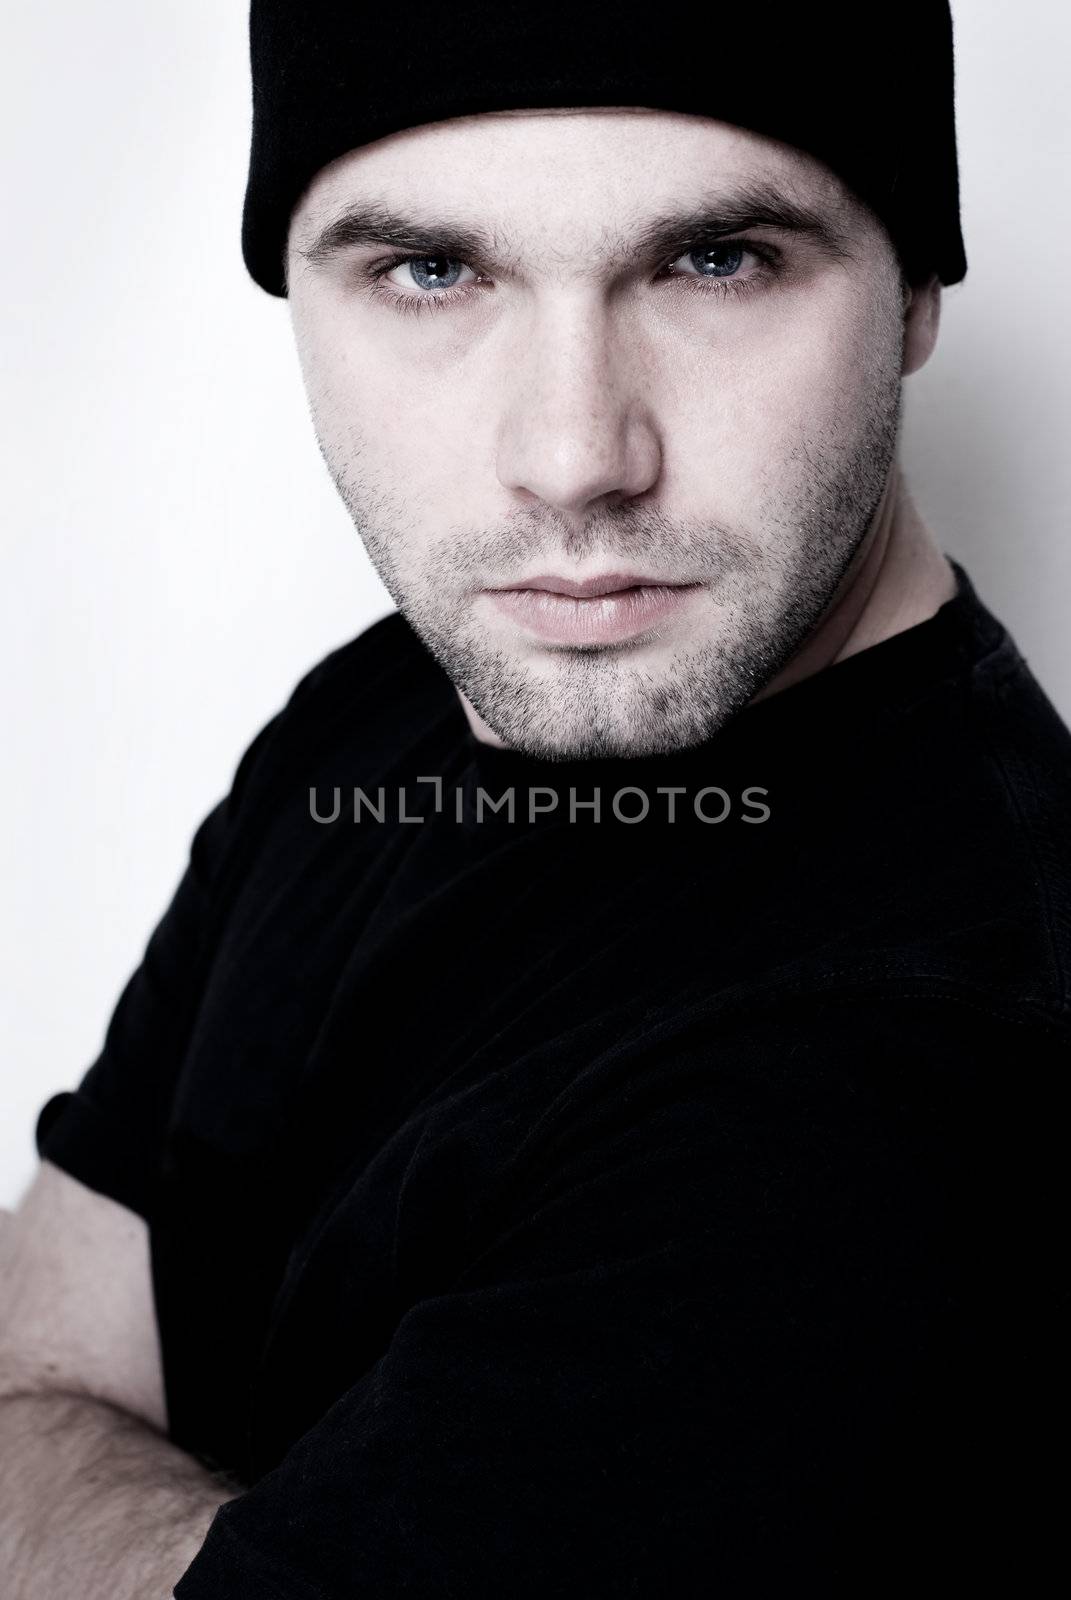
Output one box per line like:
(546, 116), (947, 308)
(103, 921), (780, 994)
(470, 699), (725, 762)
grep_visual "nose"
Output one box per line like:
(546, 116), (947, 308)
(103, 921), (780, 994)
(495, 300), (662, 523)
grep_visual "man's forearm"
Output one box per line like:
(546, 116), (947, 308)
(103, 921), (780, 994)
(0, 1389), (241, 1600)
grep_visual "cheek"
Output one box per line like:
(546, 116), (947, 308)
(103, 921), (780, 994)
(296, 338), (449, 506)
(750, 301), (893, 440)
(665, 291), (897, 511)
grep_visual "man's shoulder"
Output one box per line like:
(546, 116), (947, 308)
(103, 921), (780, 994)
(265, 607), (453, 764)
(935, 643), (1071, 1016)
(803, 619), (1071, 1027)
(970, 630), (1071, 802)
(208, 608), (455, 857)
(286, 607), (434, 710)
(671, 628), (1071, 1030)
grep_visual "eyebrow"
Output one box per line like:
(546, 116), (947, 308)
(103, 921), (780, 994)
(294, 179), (858, 283)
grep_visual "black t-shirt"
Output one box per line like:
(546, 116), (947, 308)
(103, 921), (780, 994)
(35, 557), (1071, 1594)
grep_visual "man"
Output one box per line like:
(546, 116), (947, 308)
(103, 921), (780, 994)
(2, 1), (1068, 1593)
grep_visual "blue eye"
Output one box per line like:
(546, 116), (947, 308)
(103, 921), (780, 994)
(362, 237), (779, 319)
(687, 244), (746, 278)
(403, 256), (466, 292)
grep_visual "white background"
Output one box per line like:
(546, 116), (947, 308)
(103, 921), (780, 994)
(2, 1), (1069, 1207)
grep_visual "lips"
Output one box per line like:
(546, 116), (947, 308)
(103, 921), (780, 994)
(482, 574), (702, 647)
(492, 571), (682, 599)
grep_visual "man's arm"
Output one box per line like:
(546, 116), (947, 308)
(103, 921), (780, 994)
(169, 989), (1069, 1596)
(0, 1165), (240, 1600)
(0, 1391), (238, 1600)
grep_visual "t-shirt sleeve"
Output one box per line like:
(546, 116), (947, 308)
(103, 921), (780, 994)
(33, 697), (296, 1221)
(170, 988), (1068, 1595)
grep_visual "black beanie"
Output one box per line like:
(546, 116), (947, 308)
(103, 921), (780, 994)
(243, 1), (967, 299)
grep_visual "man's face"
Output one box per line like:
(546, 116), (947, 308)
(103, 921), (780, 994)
(287, 109), (918, 758)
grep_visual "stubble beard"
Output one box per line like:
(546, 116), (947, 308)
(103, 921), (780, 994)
(317, 358), (903, 761)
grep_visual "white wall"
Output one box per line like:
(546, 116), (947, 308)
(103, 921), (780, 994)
(2, 1), (1069, 1207)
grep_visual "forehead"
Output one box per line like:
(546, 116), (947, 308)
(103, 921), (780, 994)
(290, 107), (853, 244)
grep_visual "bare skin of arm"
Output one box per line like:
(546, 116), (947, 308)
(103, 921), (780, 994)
(0, 1166), (241, 1599)
(0, 1391), (239, 1600)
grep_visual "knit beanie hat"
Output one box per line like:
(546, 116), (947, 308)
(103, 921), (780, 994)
(242, 1), (967, 298)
